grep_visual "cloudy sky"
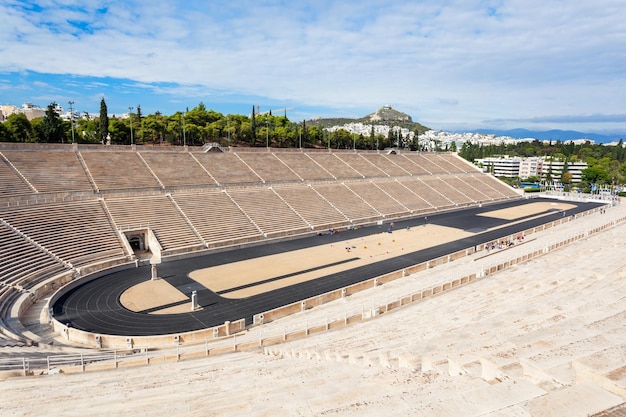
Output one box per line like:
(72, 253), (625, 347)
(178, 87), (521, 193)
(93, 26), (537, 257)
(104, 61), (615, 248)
(1, 0), (625, 133)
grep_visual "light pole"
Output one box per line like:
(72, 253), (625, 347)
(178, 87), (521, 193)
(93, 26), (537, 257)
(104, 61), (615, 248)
(128, 106), (134, 145)
(227, 116), (230, 146)
(266, 120), (269, 148)
(68, 100), (75, 144)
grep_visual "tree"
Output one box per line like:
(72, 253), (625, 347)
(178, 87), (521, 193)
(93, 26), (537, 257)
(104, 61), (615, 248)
(307, 125), (322, 146)
(184, 122), (201, 146)
(616, 139), (625, 162)
(250, 105), (257, 145)
(459, 141), (482, 161)
(136, 105), (143, 143)
(5, 113), (34, 142)
(581, 165), (610, 184)
(0, 122), (9, 142)
(99, 98), (109, 144)
(187, 102), (221, 127)
(108, 117), (129, 144)
(619, 162), (626, 185)
(561, 172), (573, 187)
(236, 118), (248, 146)
(76, 117), (99, 144)
(37, 102), (65, 143)
(142, 112), (168, 144)
(332, 129), (352, 149)
(301, 120), (308, 147)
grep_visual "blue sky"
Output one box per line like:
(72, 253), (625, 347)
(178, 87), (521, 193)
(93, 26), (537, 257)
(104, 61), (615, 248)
(1, 0), (625, 133)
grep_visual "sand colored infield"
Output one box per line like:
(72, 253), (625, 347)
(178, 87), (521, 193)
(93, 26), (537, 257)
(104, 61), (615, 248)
(153, 302), (196, 314)
(120, 201), (577, 313)
(478, 201), (576, 220)
(120, 278), (188, 313)
(195, 224), (472, 299)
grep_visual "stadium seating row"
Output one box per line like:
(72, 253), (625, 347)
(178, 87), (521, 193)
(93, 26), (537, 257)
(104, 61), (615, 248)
(0, 149), (518, 268)
(0, 148), (479, 196)
(100, 175), (514, 251)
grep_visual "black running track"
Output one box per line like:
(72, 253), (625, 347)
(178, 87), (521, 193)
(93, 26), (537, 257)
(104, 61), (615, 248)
(52, 198), (602, 336)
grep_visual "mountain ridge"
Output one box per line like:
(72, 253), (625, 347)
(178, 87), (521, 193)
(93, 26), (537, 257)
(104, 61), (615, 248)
(462, 128), (625, 144)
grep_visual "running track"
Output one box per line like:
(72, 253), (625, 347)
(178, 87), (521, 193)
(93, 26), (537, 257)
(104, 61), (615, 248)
(52, 198), (602, 336)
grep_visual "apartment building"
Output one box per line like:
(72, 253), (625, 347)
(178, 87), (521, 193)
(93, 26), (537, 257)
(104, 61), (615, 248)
(475, 156), (587, 182)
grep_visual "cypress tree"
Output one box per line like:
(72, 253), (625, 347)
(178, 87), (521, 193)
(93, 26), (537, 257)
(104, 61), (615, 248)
(99, 98), (109, 144)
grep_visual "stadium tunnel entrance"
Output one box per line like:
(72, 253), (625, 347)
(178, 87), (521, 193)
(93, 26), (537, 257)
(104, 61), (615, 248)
(121, 228), (162, 262)
(128, 234), (145, 251)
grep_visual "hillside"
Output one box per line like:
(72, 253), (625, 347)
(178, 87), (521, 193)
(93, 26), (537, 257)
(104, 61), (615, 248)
(360, 105), (413, 123)
(307, 106), (430, 134)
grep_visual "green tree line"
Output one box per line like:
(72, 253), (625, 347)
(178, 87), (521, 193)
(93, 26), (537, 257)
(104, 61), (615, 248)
(0, 100), (423, 150)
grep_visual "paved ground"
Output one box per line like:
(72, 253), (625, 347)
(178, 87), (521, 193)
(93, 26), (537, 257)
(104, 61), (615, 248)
(51, 198), (601, 336)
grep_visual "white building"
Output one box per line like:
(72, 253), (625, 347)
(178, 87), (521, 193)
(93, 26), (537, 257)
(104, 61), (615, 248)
(475, 156), (521, 178)
(519, 157), (544, 179)
(325, 123), (414, 141)
(475, 155), (587, 182)
(0, 104), (20, 120)
(20, 103), (45, 120)
(542, 159), (587, 183)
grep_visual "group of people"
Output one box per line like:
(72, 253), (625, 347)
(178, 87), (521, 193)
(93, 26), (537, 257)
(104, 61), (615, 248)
(486, 235), (523, 252)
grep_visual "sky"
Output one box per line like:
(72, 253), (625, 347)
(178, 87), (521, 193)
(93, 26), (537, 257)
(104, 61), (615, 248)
(1, 0), (625, 134)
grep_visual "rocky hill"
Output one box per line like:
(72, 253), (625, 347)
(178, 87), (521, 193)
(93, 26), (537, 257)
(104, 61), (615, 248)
(360, 105), (413, 123)
(307, 106), (429, 133)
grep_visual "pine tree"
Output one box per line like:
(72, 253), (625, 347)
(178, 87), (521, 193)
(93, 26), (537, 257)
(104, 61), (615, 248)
(39, 102), (64, 143)
(99, 98), (109, 144)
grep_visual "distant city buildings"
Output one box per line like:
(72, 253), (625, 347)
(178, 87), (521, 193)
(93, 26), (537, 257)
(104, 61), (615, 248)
(418, 130), (596, 149)
(1, 104), (22, 121)
(325, 123), (415, 140)
(475, 155), (588, 183)
(1, 103), (46, 120)
(320, 127), (600, 152)
(0, 102), (103, 122)
(1, 103), (52, 121)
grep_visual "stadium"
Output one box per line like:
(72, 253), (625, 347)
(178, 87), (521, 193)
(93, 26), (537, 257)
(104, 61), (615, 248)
(0, 142), (625, 416)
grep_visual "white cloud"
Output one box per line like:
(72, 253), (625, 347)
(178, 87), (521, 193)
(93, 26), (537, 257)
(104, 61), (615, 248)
(0, 0), (625, 131)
